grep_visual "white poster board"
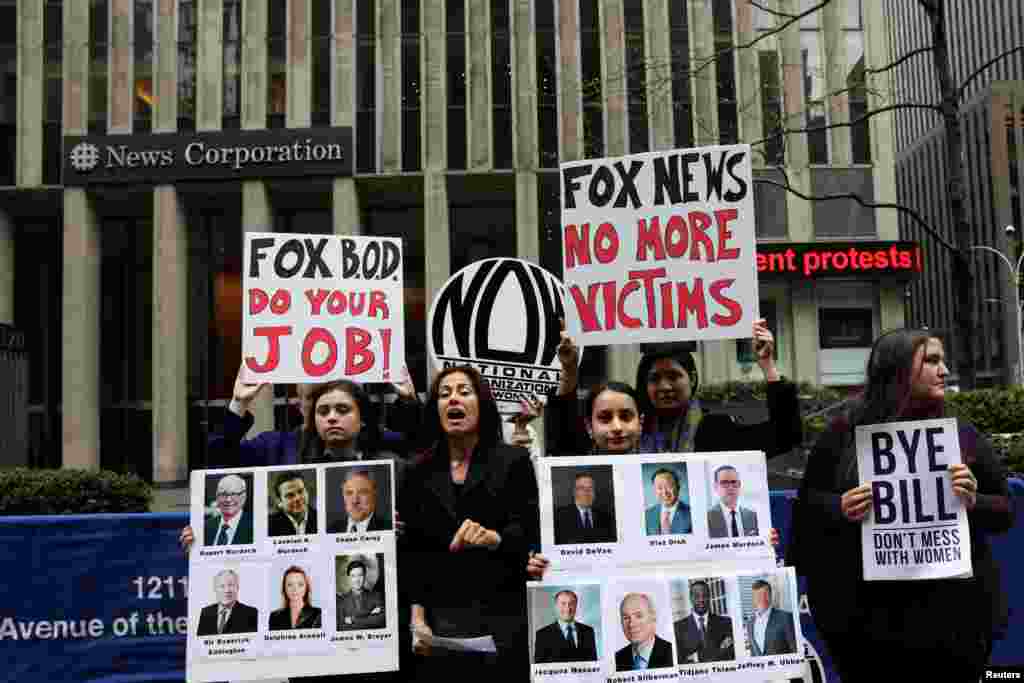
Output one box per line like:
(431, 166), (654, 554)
(856, 418), (972, 581)
(537, 452), (775, 572)
(187, 463), (399, 682)
(427, 257), (582, 412)
(242, 233), (404, 383)
(527, 567), (805, 683)
(559, 144), (758, 346)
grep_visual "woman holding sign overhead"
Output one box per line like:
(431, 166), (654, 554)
(546, 318), (801, 457)
(401, 365), (540, 680)
(788, 329), (1014, 682)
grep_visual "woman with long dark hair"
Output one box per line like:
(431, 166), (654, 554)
(268, 565), (322, 630)
(788, 329), (1014, 681)
(401, 365), (539, 679)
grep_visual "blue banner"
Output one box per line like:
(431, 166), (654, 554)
(0, 486), (1020, 682)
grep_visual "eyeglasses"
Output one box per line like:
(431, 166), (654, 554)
(217, 490), (246, 499)
(717, 480), (741, 487)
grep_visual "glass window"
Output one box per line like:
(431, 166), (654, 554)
(492, 0), (512, 168)
(357, 0), (377, 172)
(843, 0), (863, 29)
(536, 1), (558, 168)
(223, 0), (241, 129)
(134, 0), (153, 132)
(446, 0), (466, 170)
(43, 1), (63, 184)
(401, 0), (420, 170)
(90, 0), (109, 134)
(625, 0), (648, 153)
(713, 0), (737, 145)
(819, 308), (872, 348)
(846, 32), (871, 163)
(580, 1), (603, 159)
(177, 0), (196, 131)
(759, 50), (784, 164)
(802, 31), (827, 164)
(267, 0), (286, 128)
(669, 2), (693, 149)
(312, 0), (332, 126)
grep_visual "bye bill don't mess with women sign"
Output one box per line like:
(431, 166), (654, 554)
(242, 233), (405, 383)
(560, 144), (759, 346)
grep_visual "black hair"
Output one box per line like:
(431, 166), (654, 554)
(273, 470), (308, 499)
(583, 381), (641, 421)
(297, 380), (381, 461)
(651, 467), (680, 492)
(751, 579), (773, 599)
(346, 560), (367, 576)
(849, 328), (943, 428)
(635, 347), (699, 416)
(417, 365), (503, 455)
(712, 465), (738, 483)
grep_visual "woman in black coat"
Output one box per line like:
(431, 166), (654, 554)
(268, 565), (323, 630)
(787, 329), (1014, 682)
(401, 365), (540, 680)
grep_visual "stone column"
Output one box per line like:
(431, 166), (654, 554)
(466, 0), (493, 170)
(62, 0), (100, 470)
(600, 0), (626, 155)
(197, 0), (223, 131)
(287, 0), (311, 128)
(822, 0), (851, 166)
(689, 0), (718, 145)
(511, 0), (539, 261)
(644, 0), (674, 151)
(789, 282), (818, 385)
(110, 0), (134, 133)
(333, 0), (360, 236)
(862, 0), (897, 240)
(558, 0), (582, 161)
(241, 0), (275, 433)
(16, 0), (43, 186)
(378, 0), (402, 172)
(734, 0), (763, 162)
(778, 0), (812, 242)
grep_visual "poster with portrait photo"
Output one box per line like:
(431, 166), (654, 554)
(332, 553), (388, 633)
(324, 462), (395, 537)
(191, 469), (263, 560)
(528, 581), (605, 683)
(603, 577), (676, 679)
(261, 559), (330, 655)
(266, 467), (318, 536)
(187, 562), (267, 665)
(703, 456), (771, 543)
(734, 567), (804, 678)
(670, 575), (741, 669)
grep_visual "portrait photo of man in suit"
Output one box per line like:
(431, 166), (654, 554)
(745, 580), (797, 656)
(614, 593), (674, 672)
(336, 559), (386, 631)
(268, 470), (317, 537)
(644, 467), (692, 536)
(204, 473), (254, 546)
(707, 465), (759, 539)
(674, 580), (735, 663)
(533, 589), (599, 664)
(553, 470), (617, 545)
(326, 466), (392, 534)
(196, 569), (259, 636)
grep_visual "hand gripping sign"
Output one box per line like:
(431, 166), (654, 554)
(560, 144), (759, 346)
(243, 233), (404, 383)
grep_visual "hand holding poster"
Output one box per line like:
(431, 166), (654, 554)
(242, 233), (404, 383)
(856, 418), (972, 581)
(560, 144), (758, 346)
(187, 463), (400, 682)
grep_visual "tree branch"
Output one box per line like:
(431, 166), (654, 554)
(753, 177), (956, 253)
(749, 103), (943, 148)
(745, 0), (796, 19)
(958, 45), (1024, 99)
(865, 46), (934, 75)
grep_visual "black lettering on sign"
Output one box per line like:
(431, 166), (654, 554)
(431, 260), (498, 358)
(475, 260), (541, 365)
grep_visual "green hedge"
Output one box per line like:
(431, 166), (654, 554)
(0, 468), (153, 515)
(945, 386), (1024, 435)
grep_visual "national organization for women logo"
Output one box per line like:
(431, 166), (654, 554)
(427, 258), (582, 411)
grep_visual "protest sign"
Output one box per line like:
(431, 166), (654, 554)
(856, 418), (972, 581)
(427, 257), (582, 411)
(242, 233), (404, 383)
(187, 463), (399, 682)
(537, 452), (774, 572)
(527, 567), (805, 683)
(559, 144), (758, 346)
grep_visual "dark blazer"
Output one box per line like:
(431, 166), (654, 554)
(336, 590), (386, 631)
(554, 504), (616, 544)
(400, 443), (539, 655)
(197, 602), (259, 636)
(268, 508), (318, 537)
(268, 605), (323, 631)
(746, 608), (796, 656)
(203, 512), (253, 546)
(707, 506), (759, 538)
(533, 621), (598, 663)
(327, 511), (393, 534)
(675, 612), (735, 662)
(644, 503), (692, 535)
(547, 380), (802, 457)
(614, 636), (674, 671)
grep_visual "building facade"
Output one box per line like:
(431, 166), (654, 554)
(0, 0), (908, 482)
(887, 0), (1024, 385)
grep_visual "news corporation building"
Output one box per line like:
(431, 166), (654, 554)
(0, 0), (918, 483)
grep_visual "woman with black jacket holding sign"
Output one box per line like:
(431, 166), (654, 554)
(787, 329), (1014, 682)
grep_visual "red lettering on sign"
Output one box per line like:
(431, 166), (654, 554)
(636, 216), (667, 261)
(714, 209), (740, 260)
(617, 281), (642, 328)
(249, 288), (270, 314)
(594, 223), (620, 264)
(246, 326), (293, 373)
(709, 279), (742, 326)
(688, 212), (716, 262)
(564, 223), (591, 269)
(369, 290), (390, 320)
(270, 289), (291, 315)
(345, 327), (375, 375)
(305, 289), (328, 314)
(301, 327), (338, 377)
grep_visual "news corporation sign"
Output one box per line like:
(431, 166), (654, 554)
(62, 127), (352, 186)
